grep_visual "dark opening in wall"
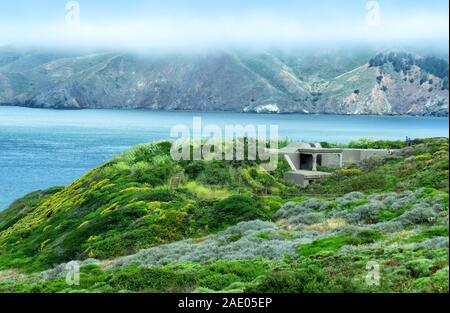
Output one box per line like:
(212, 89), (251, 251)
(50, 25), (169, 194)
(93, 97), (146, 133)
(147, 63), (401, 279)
(300, 154), (313, 170)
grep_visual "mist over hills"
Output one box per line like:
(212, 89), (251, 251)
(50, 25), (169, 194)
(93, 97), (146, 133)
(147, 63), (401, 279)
(0, 47), (448, 116)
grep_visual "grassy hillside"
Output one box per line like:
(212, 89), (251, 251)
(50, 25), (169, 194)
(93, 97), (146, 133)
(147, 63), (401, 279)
(0, 138), (448, 293)
(309, 137), (449, 195)
(0, 140), (294, 271)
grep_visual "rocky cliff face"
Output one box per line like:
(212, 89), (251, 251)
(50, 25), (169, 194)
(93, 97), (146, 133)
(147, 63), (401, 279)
(0, 48), (448, 116)
(315, 52), (449, 116)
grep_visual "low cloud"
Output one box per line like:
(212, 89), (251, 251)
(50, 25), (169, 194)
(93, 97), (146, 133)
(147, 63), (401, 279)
(0, 12), (448, 52)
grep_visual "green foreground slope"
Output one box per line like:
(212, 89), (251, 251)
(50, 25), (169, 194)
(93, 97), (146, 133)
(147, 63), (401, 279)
(0, 141), (294, 271)
(0, 138), (448, 293)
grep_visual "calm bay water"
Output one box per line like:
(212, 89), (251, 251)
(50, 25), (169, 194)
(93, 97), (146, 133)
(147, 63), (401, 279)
(0, 106), (448, 210)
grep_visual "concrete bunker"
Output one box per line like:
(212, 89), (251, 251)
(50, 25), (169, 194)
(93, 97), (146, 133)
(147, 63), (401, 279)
(278, 142), (395, 186)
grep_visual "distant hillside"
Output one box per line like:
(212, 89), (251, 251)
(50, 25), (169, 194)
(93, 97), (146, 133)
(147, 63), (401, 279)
(0, 47), (448, 116)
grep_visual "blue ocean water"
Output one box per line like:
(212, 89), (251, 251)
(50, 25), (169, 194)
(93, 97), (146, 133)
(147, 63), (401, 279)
(0, 106), (448, 210)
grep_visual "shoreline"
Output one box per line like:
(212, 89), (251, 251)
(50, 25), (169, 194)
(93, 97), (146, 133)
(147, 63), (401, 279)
(1, 104), (449, 118)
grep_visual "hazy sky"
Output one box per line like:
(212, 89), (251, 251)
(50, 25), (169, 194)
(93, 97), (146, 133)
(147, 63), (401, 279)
(0, 0), (448, 51)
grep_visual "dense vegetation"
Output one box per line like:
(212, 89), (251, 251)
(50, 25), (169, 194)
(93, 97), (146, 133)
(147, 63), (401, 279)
(0, 140), (295, 271)
(369, 52), (449, 90)
(0, 138), (448, 293)
(311, 137), (448, 195)
(321, 138), (405, 150)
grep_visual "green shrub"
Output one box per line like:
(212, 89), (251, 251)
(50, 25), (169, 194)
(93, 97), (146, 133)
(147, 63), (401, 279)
(406, 227), (449, 243)
(255, 232), (271, 240)
(210, 195), (273, 228)
(244, 266), (354, 293)
(405, 259), (434, 278)
(348, 229), (383, 245)
(298, 236), (350, 257)
(245, 271), (311, 293)
(198, 161), (232, 186)
(183, 162), (205, 179)
(109, 266), (196, 292)
(410, 268), (449, 292)
(336, 168), (362, 176)
(348, 138), (404, 149)
(298, 230), (382, 257)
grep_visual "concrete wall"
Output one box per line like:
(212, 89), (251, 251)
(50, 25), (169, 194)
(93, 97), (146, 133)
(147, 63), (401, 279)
(321, 149), (393, 167)
(321, 154), (341, 168)
(357, 149), (393, 160)
(284, 153), (300, 171)
(284, 171), (309, 186)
